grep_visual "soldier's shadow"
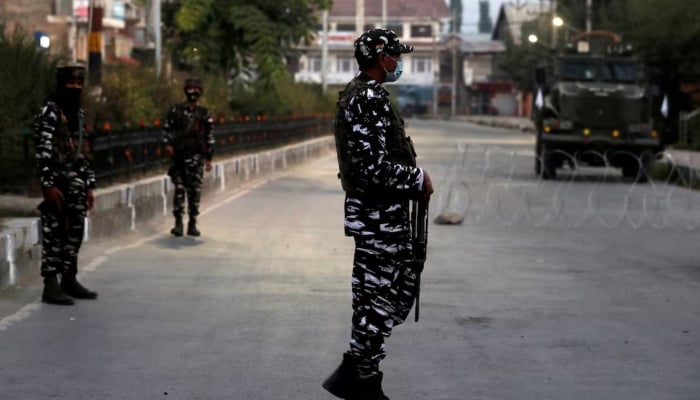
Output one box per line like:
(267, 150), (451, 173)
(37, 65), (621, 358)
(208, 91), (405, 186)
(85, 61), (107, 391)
(151, 235), (205, 249)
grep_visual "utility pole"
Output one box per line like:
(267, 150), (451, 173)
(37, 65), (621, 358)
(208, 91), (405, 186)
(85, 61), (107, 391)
(586, 0), (592, 32)
(356, 0), (364, 35)
(550, 0), (557, 49)
(432, 6), (438, 117)
(321, 9), (329, 92)
(382, 0), (387, 27)
(152, 0), (162, 74)
(451, 8), (457, 117)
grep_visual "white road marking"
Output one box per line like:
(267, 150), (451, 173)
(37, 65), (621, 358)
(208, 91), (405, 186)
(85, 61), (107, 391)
(0, 175), (278, 331)
(0, 303), (42, 331)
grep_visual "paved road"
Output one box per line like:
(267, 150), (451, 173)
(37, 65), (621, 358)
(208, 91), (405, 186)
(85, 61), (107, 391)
(1, 120), (699, 400)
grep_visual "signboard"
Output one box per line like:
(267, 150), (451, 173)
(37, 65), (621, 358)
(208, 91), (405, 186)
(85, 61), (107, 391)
(74, 0), (89, 22)
(314, 32), (355, 46)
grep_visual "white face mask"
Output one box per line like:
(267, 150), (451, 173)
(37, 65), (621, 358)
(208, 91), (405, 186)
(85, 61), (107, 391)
(383, 55), (404, 82)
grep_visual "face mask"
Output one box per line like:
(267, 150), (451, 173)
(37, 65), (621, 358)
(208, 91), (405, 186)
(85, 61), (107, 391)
(383, 55), (404, 83)
(185, 89), (201, 102)
(57, 87), (82, 131)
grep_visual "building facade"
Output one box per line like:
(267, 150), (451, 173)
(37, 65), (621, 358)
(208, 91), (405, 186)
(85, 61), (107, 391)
(293, 0), (451, 89)
(0, 0), (147, 64)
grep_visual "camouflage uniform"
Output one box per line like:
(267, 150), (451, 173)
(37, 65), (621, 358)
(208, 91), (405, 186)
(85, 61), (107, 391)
(335, 73), (424, 377)
(35, 104), (95, 279)
(162, 102), (214, 228)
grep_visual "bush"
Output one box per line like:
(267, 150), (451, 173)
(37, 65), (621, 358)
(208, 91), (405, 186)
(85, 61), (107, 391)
(229, 78), (335, 117)
(0, 24), (57, 193)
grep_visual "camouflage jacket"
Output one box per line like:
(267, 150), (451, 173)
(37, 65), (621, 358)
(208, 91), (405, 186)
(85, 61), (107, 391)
(163, 103), (215, 161)
(334, 73), (424, 238)
(33, 101), (96, 190)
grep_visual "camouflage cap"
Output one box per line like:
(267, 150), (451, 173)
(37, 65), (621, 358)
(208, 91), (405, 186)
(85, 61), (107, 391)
(184, 77), (203, 91)
(354, 28), (413, 68)
(56, 64), (86, 84)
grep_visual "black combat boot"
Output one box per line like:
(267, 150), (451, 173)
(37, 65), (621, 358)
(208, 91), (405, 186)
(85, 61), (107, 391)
(322, 352), (359, 399)
(171, 215), (184, 236)
(187, 218), (200, 237)
(42, 276), (74, 305)
(61, 276), (98, 299)
(354, 372), (390, 400)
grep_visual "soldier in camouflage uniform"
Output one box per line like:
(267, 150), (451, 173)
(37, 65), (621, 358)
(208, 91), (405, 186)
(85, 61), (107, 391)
(163, 78), (215, 237)
(322, 29), (434, 400)
(34, 64), (98, 306)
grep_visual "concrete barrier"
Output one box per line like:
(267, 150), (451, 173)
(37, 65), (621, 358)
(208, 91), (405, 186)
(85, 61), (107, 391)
(0, 136), (335, 292)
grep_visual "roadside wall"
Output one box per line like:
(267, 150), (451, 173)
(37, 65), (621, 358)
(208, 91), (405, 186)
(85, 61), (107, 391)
(0, 136), (335, 292)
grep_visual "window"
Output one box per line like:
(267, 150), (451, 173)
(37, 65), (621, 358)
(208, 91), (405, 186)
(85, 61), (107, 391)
(337, 57), (355, 73)
(601, 62), (639, 83)
(411, 24), (432, 38)
(559, 59), (597, 82)
(309, 57), (322, 73)
(412, 57), (432, 74)
(53, 0), (72, 15)
(336, 24), (355, 32)
(387, 24), (403, 37)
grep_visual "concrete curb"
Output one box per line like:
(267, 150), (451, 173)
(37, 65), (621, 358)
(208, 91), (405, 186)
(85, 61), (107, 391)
(0, 136), (335, 292)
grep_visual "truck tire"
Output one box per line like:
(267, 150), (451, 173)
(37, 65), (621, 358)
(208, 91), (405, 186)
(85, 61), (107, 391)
(622, 158), (649, 183)
(542, 149), (557, 180)
(536, 139), (557, 180)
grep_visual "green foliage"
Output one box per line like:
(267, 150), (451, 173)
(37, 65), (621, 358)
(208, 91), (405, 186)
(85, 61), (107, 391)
(166, 0), (330, 84)
(229, 77), (334, 117)
(607, 0), (700, 84)
(0, 24), (57, 135)
(499, 18), (552, 91)
(82, 65), (182, 126)
(0, 24), (57, 192)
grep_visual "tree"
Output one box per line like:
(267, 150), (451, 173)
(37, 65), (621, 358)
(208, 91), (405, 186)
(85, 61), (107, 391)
(499, 17), (552, 92)
(165, 0), (331, 85)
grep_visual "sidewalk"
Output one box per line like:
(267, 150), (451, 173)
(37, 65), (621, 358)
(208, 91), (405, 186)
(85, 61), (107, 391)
(0, 137), (336, 293)
(457, 115), (536, 132)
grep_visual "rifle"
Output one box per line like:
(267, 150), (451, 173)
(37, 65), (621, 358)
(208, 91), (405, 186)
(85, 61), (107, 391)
(410, 197), (429, 322)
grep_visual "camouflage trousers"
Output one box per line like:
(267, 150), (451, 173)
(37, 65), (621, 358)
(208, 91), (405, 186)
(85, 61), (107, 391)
(39, 171), (89, 278)
(169, 155), (204, 219)
(350, 235), (419, 375)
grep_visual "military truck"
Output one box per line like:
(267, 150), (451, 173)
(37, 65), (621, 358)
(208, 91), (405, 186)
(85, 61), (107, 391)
(533, 31), (662, 180)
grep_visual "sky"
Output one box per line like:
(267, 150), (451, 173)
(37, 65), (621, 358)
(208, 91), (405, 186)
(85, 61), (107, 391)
(458, 0), (507, 34)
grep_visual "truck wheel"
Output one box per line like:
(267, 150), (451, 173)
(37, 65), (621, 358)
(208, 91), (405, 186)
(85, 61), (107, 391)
(542, 150), (557, 180)
(536, 143), (557, 180)
(622, 160), (648, 183)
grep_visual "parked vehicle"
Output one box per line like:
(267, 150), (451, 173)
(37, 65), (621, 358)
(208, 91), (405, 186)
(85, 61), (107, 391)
(532, 31), (663, 181)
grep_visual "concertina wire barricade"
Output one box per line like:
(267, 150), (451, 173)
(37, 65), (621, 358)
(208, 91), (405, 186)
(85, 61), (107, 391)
(434, 143), (700, 231)
(92, 115), (332, 186)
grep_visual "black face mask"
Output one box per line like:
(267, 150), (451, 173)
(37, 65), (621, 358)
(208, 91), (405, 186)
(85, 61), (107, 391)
(57, 87), (82, 132)
(186, 91), (201, 102)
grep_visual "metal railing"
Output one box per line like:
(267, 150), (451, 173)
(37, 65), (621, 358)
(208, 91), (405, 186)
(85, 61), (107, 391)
(0, 116), (332, 194)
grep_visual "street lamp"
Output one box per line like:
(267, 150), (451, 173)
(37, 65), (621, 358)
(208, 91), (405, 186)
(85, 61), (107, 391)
(40, 36), (50, 49)
(528, 34), (539, 44)
(552, 16), (564, 27)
